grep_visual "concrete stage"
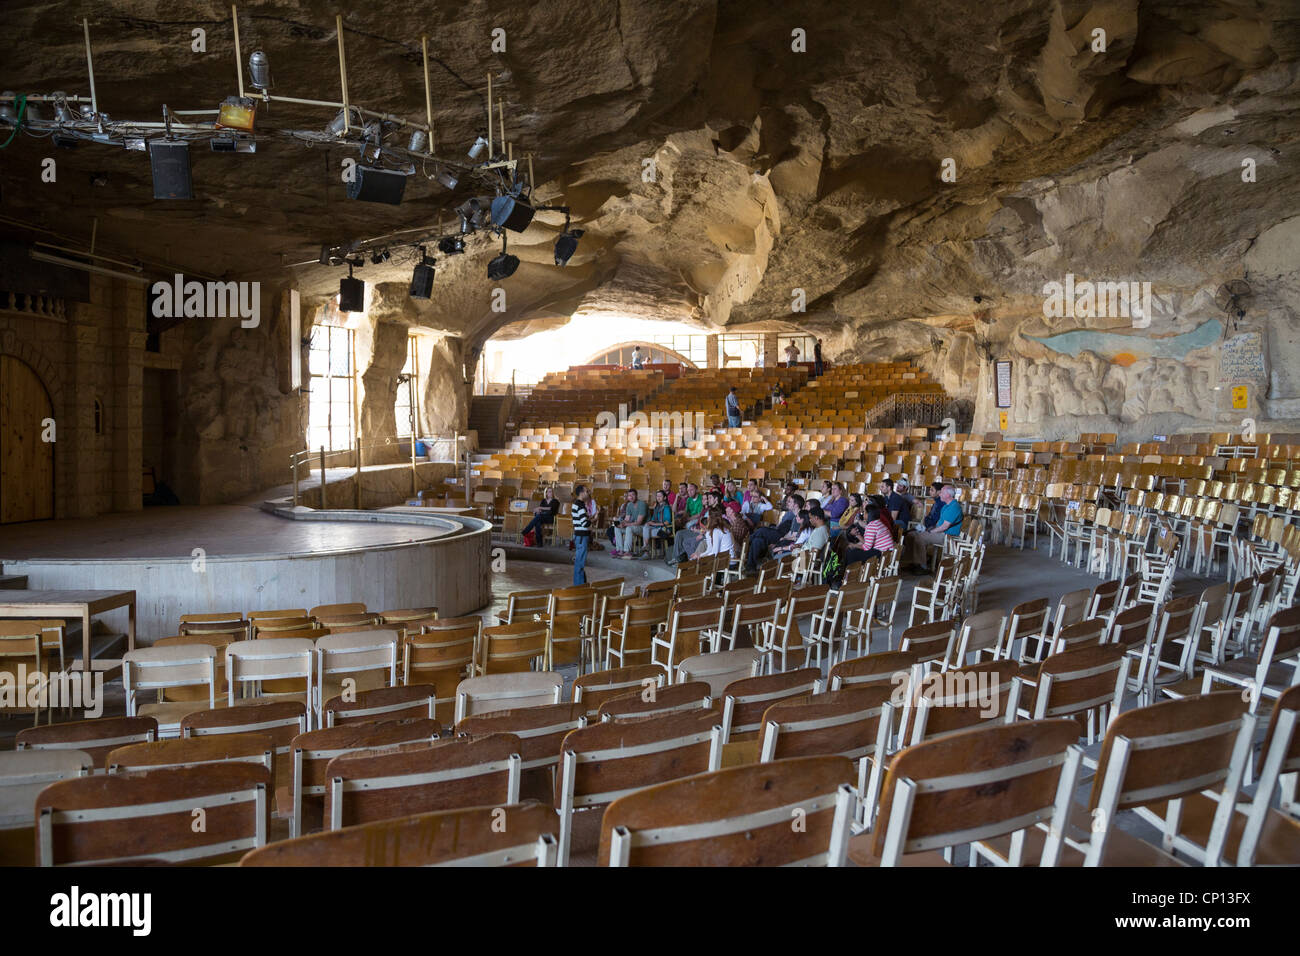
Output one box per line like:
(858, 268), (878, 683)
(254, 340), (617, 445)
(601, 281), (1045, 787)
(0, 505), (493, 644)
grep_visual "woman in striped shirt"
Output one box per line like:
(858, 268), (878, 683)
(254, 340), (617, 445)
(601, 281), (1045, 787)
(844, 504), (895, 566)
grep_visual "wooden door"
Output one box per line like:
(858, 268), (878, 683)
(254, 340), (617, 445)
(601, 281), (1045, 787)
(0, 355), (55, 523)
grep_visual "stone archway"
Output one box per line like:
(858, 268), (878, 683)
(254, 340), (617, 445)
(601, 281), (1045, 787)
(583, 340), (699, 368)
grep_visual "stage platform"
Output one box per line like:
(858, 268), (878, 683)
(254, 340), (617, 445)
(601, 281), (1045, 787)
(0, 505), (493, 645)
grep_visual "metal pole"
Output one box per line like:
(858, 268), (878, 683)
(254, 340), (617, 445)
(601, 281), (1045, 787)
(82, 19), (98, 115)
(498, 102), (505, 159)
(292, 452), (299, 507)
(421, 35), (434, 154)
(337, 15), (350, 134)
(486, 73), (492, 158)
(410, 377), (418, 499)
(231, 5), (245, 98)
(351, 331), (361, 509)
(319, 446), (327, 509)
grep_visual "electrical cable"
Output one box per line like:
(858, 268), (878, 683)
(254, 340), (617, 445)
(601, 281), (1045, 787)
(0, 93), (27, 148)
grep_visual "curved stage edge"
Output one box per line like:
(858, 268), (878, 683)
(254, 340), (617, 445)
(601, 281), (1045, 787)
(0, 506), (494, 644)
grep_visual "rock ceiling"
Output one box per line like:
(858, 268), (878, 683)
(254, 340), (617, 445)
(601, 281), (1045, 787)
(2, 0), (1298, 357)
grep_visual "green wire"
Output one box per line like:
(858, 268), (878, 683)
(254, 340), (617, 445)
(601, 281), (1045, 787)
(0, 94), (27, 148)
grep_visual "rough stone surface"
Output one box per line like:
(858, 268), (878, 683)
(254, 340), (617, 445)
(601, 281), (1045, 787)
(3, 0), (1300, 504)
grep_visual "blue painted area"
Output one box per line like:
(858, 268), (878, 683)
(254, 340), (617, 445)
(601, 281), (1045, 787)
(1025, 319), (1222, 358)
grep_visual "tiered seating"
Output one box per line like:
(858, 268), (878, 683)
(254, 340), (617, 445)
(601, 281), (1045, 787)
(512, 368), (664, 430)
(637, 366), (808, 428)
(767, 362), (944, 429)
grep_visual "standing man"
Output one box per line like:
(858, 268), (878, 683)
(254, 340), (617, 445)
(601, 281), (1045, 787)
(571, 485), (592, 585)
(630, 345), (644, 369)
(902, 484), (963, 573)
(784, 341), (800, 368)
(725, 386), (742, 428)
(814, 339), (824, 377)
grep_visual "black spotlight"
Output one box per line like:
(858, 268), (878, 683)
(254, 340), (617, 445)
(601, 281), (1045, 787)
(409, 247), (435, 299)
(554, 228), (584, 266)
(370, 249), (391, 265)
(438, 236), (466, 256)
(339, 262), (365, 312)
(487, 243), (520, 280)
(490, 192), (535, 232)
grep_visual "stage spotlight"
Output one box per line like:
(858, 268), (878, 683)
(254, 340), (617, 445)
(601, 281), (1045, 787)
(438, 236), (465, 256)
(487, 237), (519, 280)
(217, 96), (256, 131)
(338, 262), (365, 313)
(409, 248), (436, 299)
(327, 107), (364, 137)
(211, 134), (237, 152)
(435, 168), (459, 190)
(490, 192), (535, 232)
(0, 93), (16, 125)
(554, 228), (584, 266)
(370, 249), (391, 265)
(248, 50), (272, 90)
(456, 197), (491, 230)
(467, 134), (489, 161)
(408, 129), (427, 152)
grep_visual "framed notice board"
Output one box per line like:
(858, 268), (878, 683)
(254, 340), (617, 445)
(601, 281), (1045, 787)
(995, 361), (1012, 408)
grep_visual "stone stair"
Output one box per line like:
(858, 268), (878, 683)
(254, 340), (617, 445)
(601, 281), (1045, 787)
(469, 394), (510, 449)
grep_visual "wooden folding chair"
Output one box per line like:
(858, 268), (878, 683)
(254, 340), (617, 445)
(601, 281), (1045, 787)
(107, 733), (274, 775)
(898, 619), (956, 667)
(324, 733), (523, 831)
(123, 643), (218, 738)
(676, 649), (763, 697)
(651, 596), (725, 676)
(856, 720), (1084, 867)
(606, 593), (673, 670)
(597, 680), (713, 721)
(557, 710), (724, 866)
(314, 630), (399, 725)
(457, 702), (586, 804)
(759, 684), (894, 827)
(1016, 643), (1129, 746)
(36, 763), (270, 866)
(0, 751), (92, 866)
(226, 638), (316, 727)
(545, 586), (597, 671)
(404, 616), (480, 722)
(323, 684), (437, 726)
(16, 716), (158, 772)
(479, 621), (548, 675)
(287, 718), (440, 838)
(601, 755), (855, 866)
(454, 672), (563, 723)
(829, 649), (923, 691)
(571, 664), (667, 721)
(719, 667), (822, 746)
(241, 801), (558, 867)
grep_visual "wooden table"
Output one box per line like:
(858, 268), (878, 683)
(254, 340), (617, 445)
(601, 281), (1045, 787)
(0, 589), (136, 672)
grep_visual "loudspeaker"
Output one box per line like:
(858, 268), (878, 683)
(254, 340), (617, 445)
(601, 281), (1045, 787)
(409, 262), (435, 299)
(346, 166), (407, 205)
(149, 141), (193, 200)
(490, 194), (535, 232)
(338, 276), (365, 312)
(487, 252), (520, 281)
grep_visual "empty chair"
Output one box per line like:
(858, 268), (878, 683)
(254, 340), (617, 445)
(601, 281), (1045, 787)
(454, 672), (564, 724)
(241, 802), (557, 867)
(710, 593), (783, 656)
(314, 630), (399, 721)
(457, 702), (586, 803)
(759, 684), (894, 826)
(107, 733), (274, 775)
(651, 596), (724, 676)
(178, 612), (248, 641)
(757, 585), (831, 673)
(897, 659), (1022, 749)
(719, 667), (822, 743)
(1171, 606), (1300, 715)
(1006, 597), (1051, 663)
(1049, 587), (1093, 641)
(829, 649), (923, 691)
(946, 609), (1006, 666)
(310, 602), (369, 622)
(0, 750), (92, 866)
(36, 763), (270, 866)
(288, 718), (441, 838)
(404, 616), (480, 722)
(544, 586), (597, 670)
(852, 720), (1084, 867)
(1017, 643), (1129, 745)
(846, 575), (902, 654)
(601, 755), (855, 866)
(123, 643), (218, 737)
(495, 587), (551, 625)
(16, 716), (158, 771)
(323, 684), (437, 727)
(607, 593), (674, 669)
(226, 639), (316, 726)
(1048, 617), (1108, 656)
(182, 700), (307, 795)
(597, 681), (712, 721)
(379, 606), (440, 631)
(675, 649), (762, 697)
(897, 620), (956, 666)
(556, 710), (722, 866)
(571, 664), (667, 721)
(324, 733), (522, 831)
(479, 622), (548, 675)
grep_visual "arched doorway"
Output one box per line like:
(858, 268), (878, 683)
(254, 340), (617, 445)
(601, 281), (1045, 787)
(1, 355), (55, 523)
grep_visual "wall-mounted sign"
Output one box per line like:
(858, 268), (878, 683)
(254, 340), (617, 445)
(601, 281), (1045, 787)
(1231, 385), (1249, 409)
(995, 360), (1012, 408)
(998, 411), (1009, 431)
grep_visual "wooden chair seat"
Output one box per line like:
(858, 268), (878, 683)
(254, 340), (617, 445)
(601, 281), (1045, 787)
(977, 801), (1185, 866)
(1150, 792), (1300, 866)
(139, 698), (227, 726)
(846, 832), (951, 867)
